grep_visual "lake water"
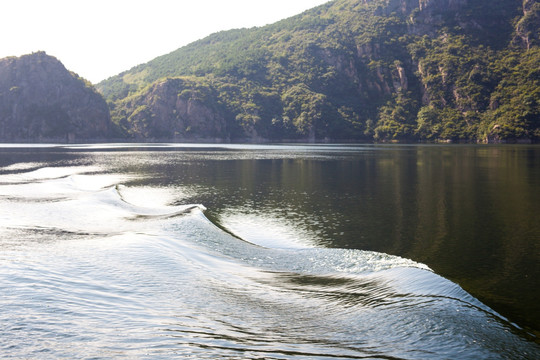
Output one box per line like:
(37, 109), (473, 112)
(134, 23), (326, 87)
(1, 143), (538, 359)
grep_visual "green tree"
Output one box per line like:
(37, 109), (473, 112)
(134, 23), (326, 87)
(374, 92), (418, 141)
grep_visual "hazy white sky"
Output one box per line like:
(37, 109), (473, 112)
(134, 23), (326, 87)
(1, 0), (330, 83)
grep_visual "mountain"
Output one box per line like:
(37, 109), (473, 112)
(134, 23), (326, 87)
(2, 1), (536, 143)
(0, 52), (112, 142)
(97, 0), (539, 143)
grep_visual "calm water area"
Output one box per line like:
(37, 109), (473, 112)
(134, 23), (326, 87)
(0, 143), (539, 359)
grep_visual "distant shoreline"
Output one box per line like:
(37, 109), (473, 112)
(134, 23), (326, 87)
(0, 138), (538, 146)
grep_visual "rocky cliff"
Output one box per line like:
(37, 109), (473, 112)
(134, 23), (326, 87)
(98, 0), (537, 143)
(0, 52), (112, 142)
(3, 1), (534, 143)
(114, 77), (231, 141)
(514, 0), (540, 49)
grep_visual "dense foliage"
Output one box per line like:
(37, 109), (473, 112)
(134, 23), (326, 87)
(97, 0), (539, 142)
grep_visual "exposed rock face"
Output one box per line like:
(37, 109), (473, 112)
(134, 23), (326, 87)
(97, 0), (533, 142)
(514, 0), (540, 49)
(381, 0), (468, 16)
(115, 78), (230, 140)
(0, 52), (111, 142)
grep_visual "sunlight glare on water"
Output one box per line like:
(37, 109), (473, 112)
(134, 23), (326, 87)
(0, 144), (538, 359)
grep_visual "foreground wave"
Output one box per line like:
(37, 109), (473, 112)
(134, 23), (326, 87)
(0, 167), (538, 359)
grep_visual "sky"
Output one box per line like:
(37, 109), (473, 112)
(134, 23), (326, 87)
(1, 0), (330, 84)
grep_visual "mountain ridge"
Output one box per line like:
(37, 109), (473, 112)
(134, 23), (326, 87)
(97, 0), (539, 143)
(0, 0), (538, 143)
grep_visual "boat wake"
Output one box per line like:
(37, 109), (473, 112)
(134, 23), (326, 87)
(0, 167), (538, 359)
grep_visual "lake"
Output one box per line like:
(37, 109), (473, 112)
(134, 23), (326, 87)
(1, 143), (538, 359)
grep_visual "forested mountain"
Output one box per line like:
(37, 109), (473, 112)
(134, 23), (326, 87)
(0, 52), (112, 142)
(94, 0), (538, 142)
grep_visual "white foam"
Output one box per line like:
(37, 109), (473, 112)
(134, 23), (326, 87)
(21, 166), (102, 180)
(219, 212), (317, 249)
(116, 185), (184, 208)
(1, 162), (45, 172)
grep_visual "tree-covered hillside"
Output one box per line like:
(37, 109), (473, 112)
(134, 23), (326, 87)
(97, 0), (540, 142)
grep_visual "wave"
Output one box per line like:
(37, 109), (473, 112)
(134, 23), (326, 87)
(1, 172), (538, 359)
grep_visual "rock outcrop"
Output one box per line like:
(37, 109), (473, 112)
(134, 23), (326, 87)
(514, 0), (540, 49)
(0, 52), (112, 142)
(96, 0), (536, 143)
(113, 77), (230, 140)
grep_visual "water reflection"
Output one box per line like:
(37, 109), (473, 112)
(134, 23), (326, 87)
(113, 145), (537, 334)
(1, 144), (538, 336)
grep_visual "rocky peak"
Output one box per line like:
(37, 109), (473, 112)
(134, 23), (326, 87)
(0, 52), (112, 142)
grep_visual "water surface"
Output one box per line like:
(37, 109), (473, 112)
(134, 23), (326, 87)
(0, 143), (538, 359)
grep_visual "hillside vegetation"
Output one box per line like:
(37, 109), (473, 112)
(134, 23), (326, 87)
(97, 0), (540, 143)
